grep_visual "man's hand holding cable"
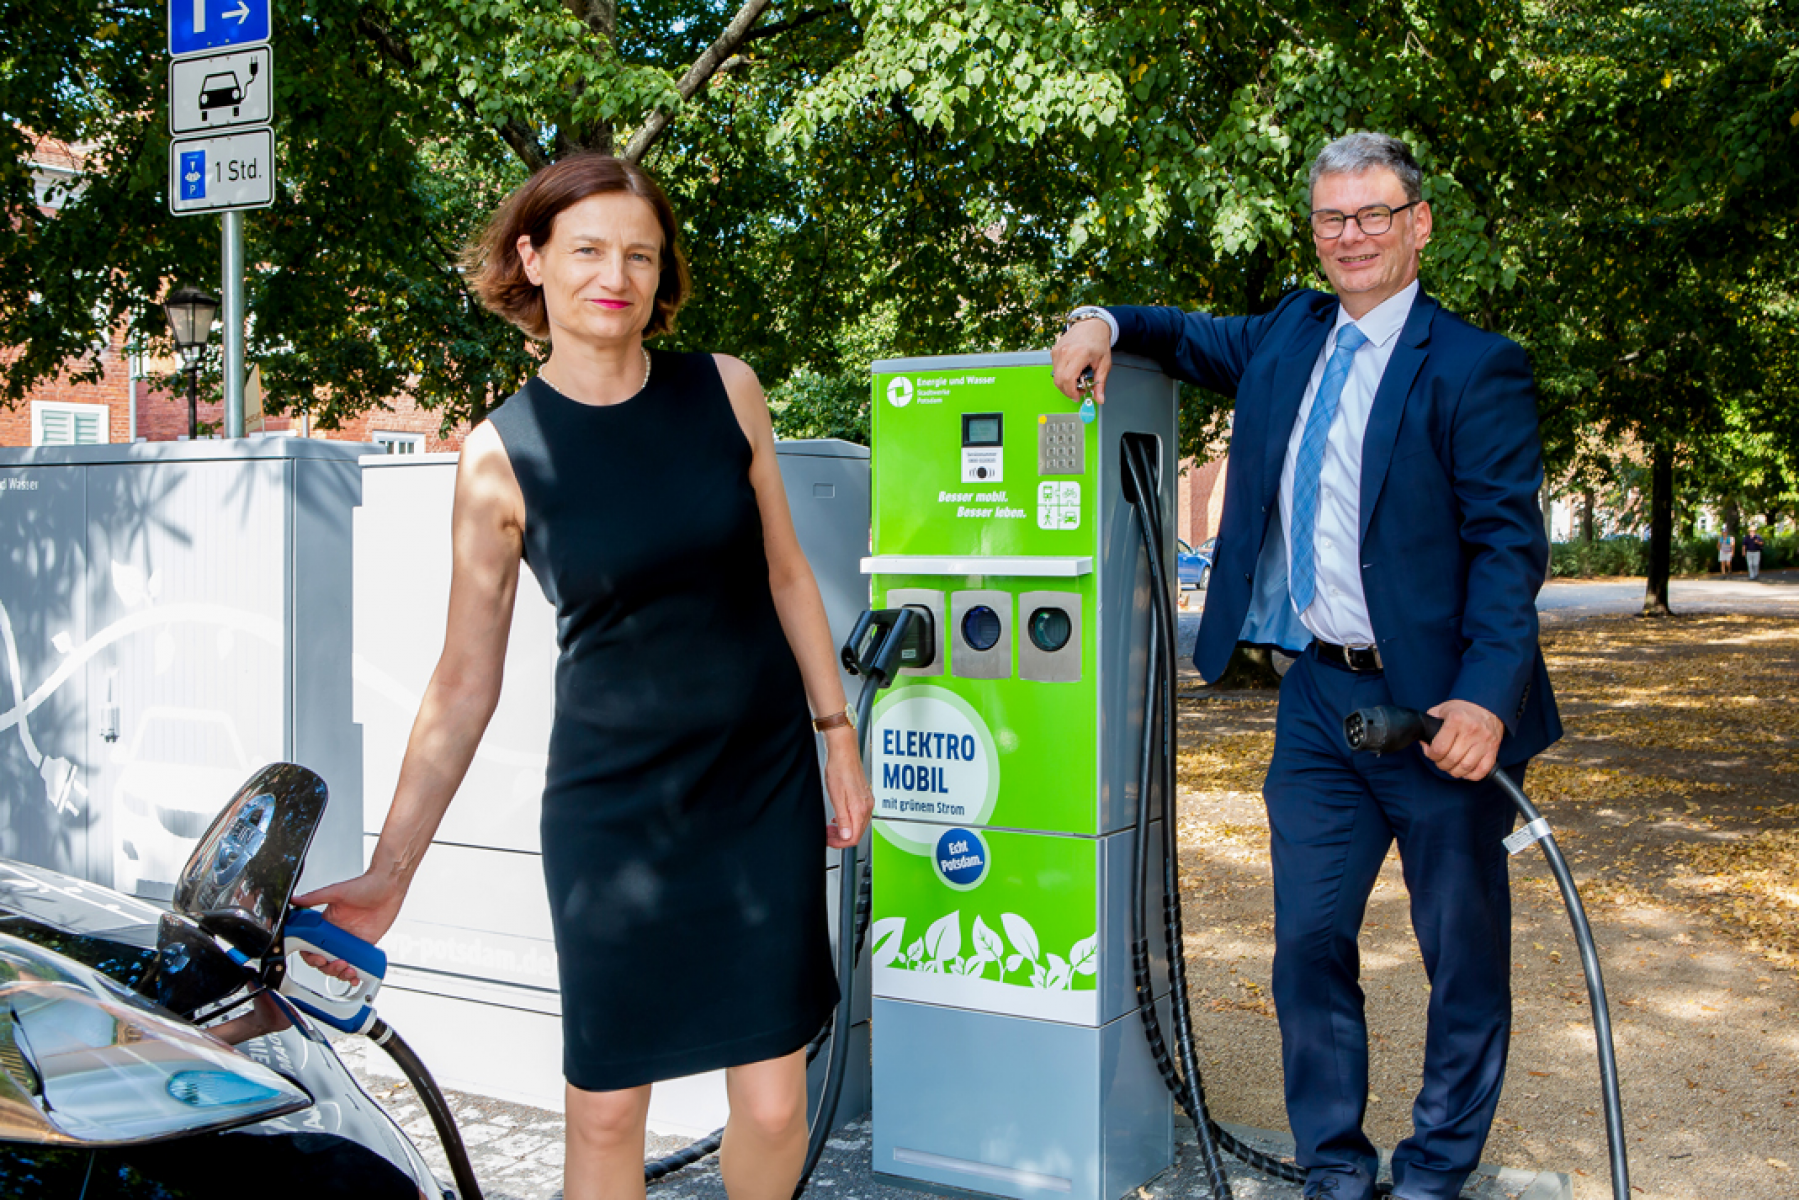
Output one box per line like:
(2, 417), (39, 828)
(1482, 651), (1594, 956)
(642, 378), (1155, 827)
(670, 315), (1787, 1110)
(1051, 316), (1114, 404)
(1422, 699), (1504, 780)
(823, 724), (873, 848)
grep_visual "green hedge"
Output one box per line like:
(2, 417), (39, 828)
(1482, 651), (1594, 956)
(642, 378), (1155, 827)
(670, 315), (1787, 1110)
(1549, 533), (1795, 578)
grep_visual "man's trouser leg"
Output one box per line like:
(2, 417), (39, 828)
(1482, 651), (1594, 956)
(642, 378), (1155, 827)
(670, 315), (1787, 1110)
(1265, 647), (1516, 1200)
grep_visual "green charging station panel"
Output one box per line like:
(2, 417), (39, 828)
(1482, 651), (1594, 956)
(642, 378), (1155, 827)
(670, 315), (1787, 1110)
(866, 352), (1178, 1200)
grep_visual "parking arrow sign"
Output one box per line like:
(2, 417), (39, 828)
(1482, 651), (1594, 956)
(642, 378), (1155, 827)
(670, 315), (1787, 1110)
(169, 0), (270, 58)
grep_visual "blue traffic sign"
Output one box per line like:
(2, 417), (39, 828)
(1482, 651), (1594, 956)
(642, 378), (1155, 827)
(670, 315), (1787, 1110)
(169, 0), (270, 59)
(179, 149), (207, 200)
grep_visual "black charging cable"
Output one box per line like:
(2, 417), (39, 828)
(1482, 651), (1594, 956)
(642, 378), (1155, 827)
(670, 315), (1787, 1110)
(1121, 436), (1308, 1198)
(366, 1016), (488, 1200)
(1343, 706), (1630, 1200)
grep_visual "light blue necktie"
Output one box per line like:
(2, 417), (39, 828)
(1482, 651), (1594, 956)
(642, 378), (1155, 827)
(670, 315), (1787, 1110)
(1288, 322), (1369, 614)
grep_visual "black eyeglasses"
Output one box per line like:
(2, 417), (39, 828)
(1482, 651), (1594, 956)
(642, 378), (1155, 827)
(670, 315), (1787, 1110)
(1308, 202), (1419, 239)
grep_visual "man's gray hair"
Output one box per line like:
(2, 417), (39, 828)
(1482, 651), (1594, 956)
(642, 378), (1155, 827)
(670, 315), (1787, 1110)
(1309, 132), (1423, 204)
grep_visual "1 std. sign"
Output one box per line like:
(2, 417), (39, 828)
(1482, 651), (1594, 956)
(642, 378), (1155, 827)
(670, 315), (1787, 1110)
(168, 128), (274, 215)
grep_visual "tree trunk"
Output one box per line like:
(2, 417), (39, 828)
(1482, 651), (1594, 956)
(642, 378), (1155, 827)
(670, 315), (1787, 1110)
(1581, 488), (1596, 544)
(1644, 441), (1674, 616)
(1207, 643), (1284, 690)
(565, 0), (617, 154)
(1540, 487), (1555, 583)
(1723, 499), (1744, 572)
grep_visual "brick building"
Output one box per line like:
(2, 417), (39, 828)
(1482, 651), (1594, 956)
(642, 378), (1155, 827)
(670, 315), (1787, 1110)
(1176, 455), (1228, 549)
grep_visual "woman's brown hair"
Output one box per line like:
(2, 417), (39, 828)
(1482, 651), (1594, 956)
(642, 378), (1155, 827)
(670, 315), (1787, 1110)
(465, 154), (691, 341)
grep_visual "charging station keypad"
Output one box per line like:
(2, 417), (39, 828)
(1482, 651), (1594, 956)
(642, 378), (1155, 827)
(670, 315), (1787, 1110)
(1038, 413), (1085, 475)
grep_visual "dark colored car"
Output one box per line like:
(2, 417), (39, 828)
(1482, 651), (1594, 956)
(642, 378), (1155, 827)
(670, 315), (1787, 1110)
(0, 766), (449, 1199)
(1177, 537), (1216, 590)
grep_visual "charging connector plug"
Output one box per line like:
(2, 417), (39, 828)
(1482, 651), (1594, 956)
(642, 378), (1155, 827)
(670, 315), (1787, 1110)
(841, 605), (935, 684)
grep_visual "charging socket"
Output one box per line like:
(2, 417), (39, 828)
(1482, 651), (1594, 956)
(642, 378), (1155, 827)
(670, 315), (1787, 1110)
(841, 604), (939, 681)
(894, 604), (936, 671)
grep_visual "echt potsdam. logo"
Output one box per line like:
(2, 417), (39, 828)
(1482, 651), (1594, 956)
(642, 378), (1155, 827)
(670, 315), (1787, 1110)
(934, 826), (988, 890)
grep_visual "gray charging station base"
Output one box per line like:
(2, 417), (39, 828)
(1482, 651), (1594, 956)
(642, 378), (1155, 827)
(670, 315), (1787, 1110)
(872, 996), (1173, 1200)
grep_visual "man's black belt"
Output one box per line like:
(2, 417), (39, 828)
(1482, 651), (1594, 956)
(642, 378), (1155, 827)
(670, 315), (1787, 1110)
(1313, 639), (1384, 672)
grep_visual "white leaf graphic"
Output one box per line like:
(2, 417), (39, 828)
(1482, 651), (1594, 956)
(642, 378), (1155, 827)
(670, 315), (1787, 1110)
(1030, 963), (1048, 989)
(870, 918), (907, 968)
(1069, 934), (1098, 976)
(924, 911), (961, 964)
(111, 561), (149, 609)
(905, 939), (924, 966)
(1001, 913), (1040, 964)
(972, 915), (1004, 964)
(50, 632), (72, 655)
(1047, 953), (1072, 991)
(146, 569), (162, 600)
(1005, 954), (1023, 973)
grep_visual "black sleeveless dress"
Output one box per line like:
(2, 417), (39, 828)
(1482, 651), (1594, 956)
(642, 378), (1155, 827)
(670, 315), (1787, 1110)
(487, 350), (838, 1091)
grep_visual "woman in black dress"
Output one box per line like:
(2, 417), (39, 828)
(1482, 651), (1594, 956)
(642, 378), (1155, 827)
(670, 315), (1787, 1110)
(297, 155), (872, 1200)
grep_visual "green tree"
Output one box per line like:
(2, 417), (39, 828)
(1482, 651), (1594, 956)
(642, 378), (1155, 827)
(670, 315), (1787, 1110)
(1497, 0), (1797, 612)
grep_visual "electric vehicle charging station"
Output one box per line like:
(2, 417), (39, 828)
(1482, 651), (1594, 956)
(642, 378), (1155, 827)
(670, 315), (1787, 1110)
(863, 352), (1179, 1200)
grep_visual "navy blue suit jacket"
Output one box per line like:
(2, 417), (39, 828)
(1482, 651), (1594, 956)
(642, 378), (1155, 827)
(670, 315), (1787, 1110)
(1112, 288), (1561, 764)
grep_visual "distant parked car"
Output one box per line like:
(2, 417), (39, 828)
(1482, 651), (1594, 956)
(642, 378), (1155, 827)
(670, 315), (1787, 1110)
(1177, 538), (1215, 590)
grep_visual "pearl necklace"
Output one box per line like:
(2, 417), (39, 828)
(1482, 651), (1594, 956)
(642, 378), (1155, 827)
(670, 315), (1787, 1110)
(539, 345), (652, 405)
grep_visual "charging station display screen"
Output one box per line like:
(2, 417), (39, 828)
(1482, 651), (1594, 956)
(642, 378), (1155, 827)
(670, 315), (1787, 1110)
(959, 413), (1004, 483)
(963, 416), (1001, 446)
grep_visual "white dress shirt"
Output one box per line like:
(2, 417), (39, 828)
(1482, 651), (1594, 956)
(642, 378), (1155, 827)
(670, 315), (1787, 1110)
(1086, 280), (1419, 646)
(1280, 281), (1418, 645)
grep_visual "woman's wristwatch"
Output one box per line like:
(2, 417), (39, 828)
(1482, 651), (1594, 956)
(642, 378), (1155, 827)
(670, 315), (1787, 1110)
(812, 707), (856, 733)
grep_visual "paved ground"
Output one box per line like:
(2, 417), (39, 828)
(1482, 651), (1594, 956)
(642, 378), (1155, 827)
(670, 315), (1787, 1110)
(336, 1039), (1566, 1200)
(1535, 569), (1798, 616)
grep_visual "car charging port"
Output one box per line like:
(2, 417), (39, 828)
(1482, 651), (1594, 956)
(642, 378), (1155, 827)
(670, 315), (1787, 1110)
(842, 605), (937, 683)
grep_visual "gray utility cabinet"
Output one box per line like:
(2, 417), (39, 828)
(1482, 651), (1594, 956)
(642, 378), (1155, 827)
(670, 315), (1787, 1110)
(0, 440), (367, 903)
(352, 439), (872, 1130)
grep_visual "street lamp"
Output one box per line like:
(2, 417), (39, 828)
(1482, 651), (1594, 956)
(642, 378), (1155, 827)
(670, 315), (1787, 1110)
(161, 285), (219, 439)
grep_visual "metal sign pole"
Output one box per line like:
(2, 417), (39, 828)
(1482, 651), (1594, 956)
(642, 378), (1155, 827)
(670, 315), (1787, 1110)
(169, 0), (272, 441)
(222, 209), (245, 438)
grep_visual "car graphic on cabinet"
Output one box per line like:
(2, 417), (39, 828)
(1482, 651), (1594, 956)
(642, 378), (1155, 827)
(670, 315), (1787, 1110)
(111, 708), (252, 901)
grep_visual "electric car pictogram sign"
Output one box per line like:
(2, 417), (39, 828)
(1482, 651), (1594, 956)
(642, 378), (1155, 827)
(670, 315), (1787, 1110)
(169, 47), (272, 135)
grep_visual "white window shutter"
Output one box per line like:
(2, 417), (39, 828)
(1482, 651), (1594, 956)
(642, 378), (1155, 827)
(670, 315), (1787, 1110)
(39, 408), (73, 445)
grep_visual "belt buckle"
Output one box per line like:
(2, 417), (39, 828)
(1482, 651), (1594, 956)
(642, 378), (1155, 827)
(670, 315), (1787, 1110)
(1346, 643), (1382, 671)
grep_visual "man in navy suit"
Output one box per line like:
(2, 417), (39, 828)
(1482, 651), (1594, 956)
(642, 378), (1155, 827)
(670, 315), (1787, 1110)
(1051, 133), (1561, 1200)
